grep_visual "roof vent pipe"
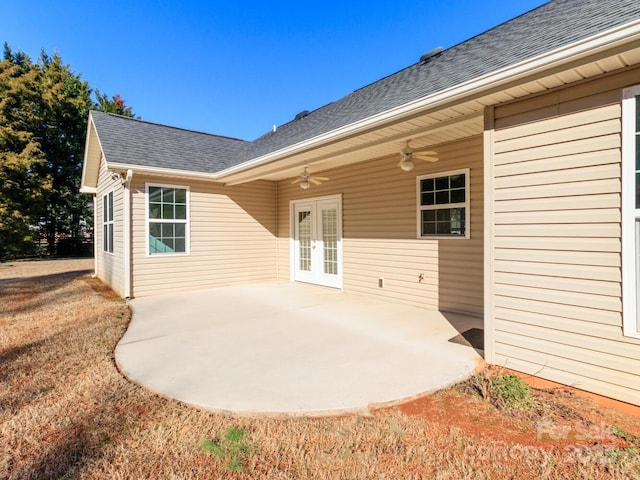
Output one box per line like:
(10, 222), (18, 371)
(419, 46), (444, 63)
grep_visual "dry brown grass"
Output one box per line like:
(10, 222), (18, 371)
(1, 259), (639, 479)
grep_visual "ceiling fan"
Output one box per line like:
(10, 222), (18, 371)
(291, 167), (329, 189)
(397, 140), (438, 171)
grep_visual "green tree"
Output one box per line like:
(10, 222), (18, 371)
(0, 46), (50, 257)
(36, 50), (94, 255)
(0, 43), (136, 258)
(95, 89), (136, 117)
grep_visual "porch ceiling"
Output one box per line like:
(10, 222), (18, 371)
(220, 40), (640, 186)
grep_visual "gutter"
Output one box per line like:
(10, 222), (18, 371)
(213, 19), (640, 180)
(107, 162), (220, 182)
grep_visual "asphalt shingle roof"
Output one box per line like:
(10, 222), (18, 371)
(91, 111), (249, 174)
(93, 0), (640, 173)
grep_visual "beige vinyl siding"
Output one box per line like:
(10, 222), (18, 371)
(95, 156), (125, 296)
(131, 177), (277, 297)
(277, 136), (484, 315)
(490, 66), (640, 406)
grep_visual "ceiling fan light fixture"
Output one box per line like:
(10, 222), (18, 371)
(400, 158), (415, 172)
(292, 166), (329, 188)
(397, 140), (439, 170)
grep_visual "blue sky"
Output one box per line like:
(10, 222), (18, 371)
(3, 1), (546, 140)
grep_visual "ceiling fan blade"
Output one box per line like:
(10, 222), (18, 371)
(415, 155), (439, 162)
(312, 176), (329, 181)
(416, 150), (438, 156)
(309, 178), (323, 185)
(291, 178), (303, 184)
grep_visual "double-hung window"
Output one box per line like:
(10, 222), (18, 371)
(102, 191), (114, 253)
(147, 184), (189, 255)
(622, 85), (640, 337)
(417, 169), (470, 239)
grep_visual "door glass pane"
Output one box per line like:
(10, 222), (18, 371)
(322, 208), (338, 275)
(298, 211), (311, 272)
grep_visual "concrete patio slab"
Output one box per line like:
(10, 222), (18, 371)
(116, 283), (484, 416)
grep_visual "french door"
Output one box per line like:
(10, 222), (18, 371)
(292, 195), (342, 289)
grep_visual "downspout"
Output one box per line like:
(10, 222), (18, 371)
(93, 195), (98, 277)
(123, 169), (133, 299)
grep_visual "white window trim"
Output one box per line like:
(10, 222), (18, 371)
(622, 85), (640, 338)
(416, 168), (471, 240)
(102, 190), (114, 255)
(145, 183), (190, 257)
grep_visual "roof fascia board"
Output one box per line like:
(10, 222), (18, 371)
(107, 162), (222, 182)
(80, 112), (105, 191)
(215, 19), (640, 180)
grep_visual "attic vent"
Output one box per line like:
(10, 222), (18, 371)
(294, 110), (310, 121)
(419, 46), (444, 63)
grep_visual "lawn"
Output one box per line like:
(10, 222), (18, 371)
(1, 259), (639, 479)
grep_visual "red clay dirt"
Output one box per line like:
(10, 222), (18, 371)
(392, 379), (640, 451)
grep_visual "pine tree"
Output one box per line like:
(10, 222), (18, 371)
(0, 46), (50, 257)
(95, 90), (137, 117)
(0, 43), (136, 258)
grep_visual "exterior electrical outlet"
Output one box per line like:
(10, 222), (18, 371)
(378, 278), (384, 288)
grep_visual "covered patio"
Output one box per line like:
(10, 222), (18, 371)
(116, 283), (484, 416)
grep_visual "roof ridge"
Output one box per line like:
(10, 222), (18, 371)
(90, 110), (249, 143)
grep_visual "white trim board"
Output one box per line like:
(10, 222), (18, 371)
(622, 85), (640, 338)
